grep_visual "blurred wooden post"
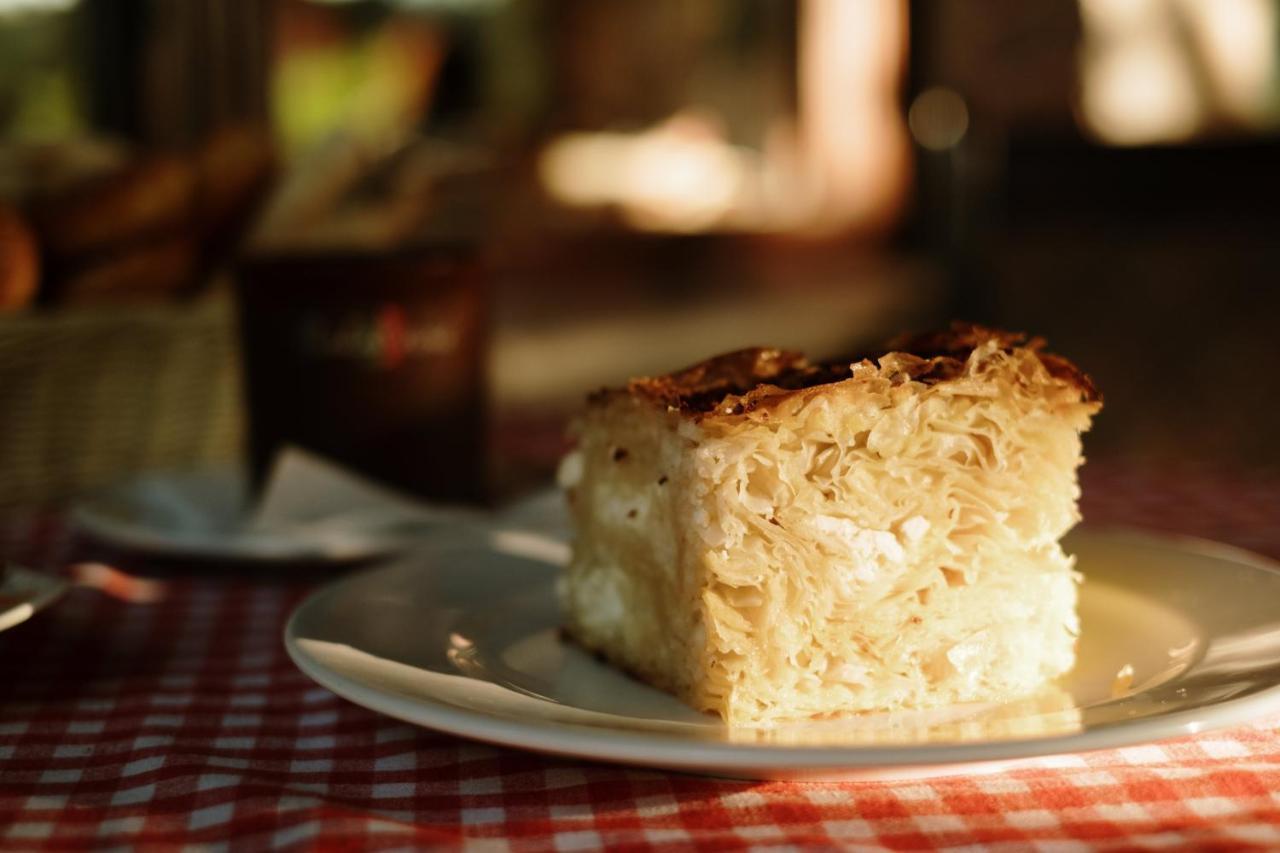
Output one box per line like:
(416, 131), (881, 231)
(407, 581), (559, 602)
(83, 0), (272, 148)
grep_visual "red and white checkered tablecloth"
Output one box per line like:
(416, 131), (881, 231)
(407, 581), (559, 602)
(3, 461), (1280, 851)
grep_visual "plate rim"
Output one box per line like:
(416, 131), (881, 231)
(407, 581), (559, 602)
(70, 468), (399, 564)
(72, 501), (342, 563)
(69, 468), (275, 561)
(284, 527), (1280, 774)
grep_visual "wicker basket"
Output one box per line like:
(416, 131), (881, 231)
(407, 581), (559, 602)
(0, 291), (244, 508)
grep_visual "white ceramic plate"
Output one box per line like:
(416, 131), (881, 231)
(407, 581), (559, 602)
(0, 565), (67, 633)
(70, 468), (280, 561)
(70, 468), (565, 564)
(286, 529), (1280, 780)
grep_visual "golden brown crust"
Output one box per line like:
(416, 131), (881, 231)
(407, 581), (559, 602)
(1036, 352), (1101, 405)
(613, 347), (811, 412)
(591, 322), (1101, 416)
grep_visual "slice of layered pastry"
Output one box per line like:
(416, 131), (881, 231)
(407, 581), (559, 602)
(557, 323), (1102, 726)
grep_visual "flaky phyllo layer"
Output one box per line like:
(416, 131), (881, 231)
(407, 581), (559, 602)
(559, 329), (1101, 726)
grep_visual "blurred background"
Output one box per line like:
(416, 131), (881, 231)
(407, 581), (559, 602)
(1, 0), (1278, 507)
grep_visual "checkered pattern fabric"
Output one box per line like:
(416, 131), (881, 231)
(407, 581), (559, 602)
(3, 461), (1280, 850)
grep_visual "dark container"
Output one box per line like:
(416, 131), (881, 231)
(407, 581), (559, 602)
(236, 247), (488, 504)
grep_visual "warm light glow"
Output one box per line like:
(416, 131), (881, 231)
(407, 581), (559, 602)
(1176, 0), (1276, 127)
(1079, 0), (1163, 29)
(537, 1), (911, 236)
(796, 0), (911, 235)
(537, 112), (753, 233)
(1080, 33), (1201, 145)
(1078, 0), (1279, 145)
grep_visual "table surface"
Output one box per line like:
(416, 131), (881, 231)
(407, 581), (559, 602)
(3, 461), (1280, 851)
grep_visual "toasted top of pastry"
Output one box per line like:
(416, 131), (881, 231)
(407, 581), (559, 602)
(589, 322), (1100, 422)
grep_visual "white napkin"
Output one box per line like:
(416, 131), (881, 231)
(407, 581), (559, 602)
(253, 447), (480, 525)
(75, 446), (569, 561)
(245, 447), (568, 558)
